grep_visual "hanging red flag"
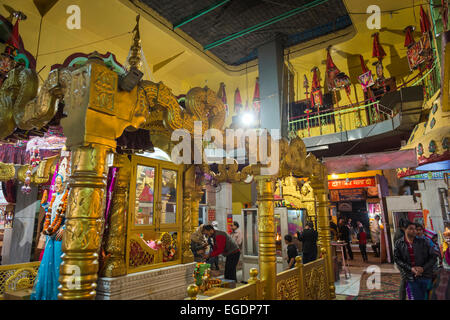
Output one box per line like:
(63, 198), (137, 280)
(252, 77), (260, 114)
(420, 5), (431, 34)
(442, 0), (448, 31)
(311, 67), (320, 90)
(359, 55), (369, 73)
(326, 48), (340, 91)
(372, 32), (386, 61)
(7, 20), (20, 50)
(234, 88), (243, 115)
(310, 67), (323, 107)
(218, 82), (228, 117)
(404, 26), (415, 48)
(358, 55), (374, 91)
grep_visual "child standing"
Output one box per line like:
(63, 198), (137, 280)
(357, 227), (368, 262)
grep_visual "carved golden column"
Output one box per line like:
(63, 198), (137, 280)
(58, 145), (109, 300)
(311, 179), (336, 299)
(182, 165), (195, 263)
(101, 154), (131, 277)
(255, 176), (276, 300)
(191, 190), (203, 231)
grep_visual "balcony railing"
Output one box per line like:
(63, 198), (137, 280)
(288, 61), (439, 139)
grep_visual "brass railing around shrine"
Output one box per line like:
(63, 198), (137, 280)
(0, 261), (40, 299)
(187, 248), (330, 300)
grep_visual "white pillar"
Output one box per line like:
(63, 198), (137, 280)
(215, 182), (232, 232)
(419, 180), (448, 233)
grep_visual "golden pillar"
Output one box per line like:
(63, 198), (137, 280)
(58, 145), (109, 300)
(256, 176), (276, 300)
(311, 180), (336, 299)
(182, 165), (195, 263)
(191, 190), (203, 232)
(101, 154), (131, 277)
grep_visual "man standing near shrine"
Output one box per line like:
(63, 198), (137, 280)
(394, 221), (437, 300)
(202, 225), (240, 281)
(338, 218), (353, 260)
(230, 221), (243, 251)
(370, 215), (381, 257)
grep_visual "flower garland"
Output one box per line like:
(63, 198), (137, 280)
(42, 190), (68, 236)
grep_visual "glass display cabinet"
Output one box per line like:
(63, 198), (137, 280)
(242, 206), (308, 281)
(126, 155), (183, 274)
(242, 208), (288, 281)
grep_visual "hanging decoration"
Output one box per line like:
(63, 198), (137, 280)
(234, 88), (243, 115)
(0, 10), (36, 70)
(358, 55), (374, 92)
(420, 5), (431, 34)
(303, 74), (312, 136)
(310, 67), (323, 108)
(252, 77), (260, 115)
(325, 46), (340, 91)
(442, 0), (449, 32)
(218, 83), (228, 117)
(405, 8), (433, 72)
(372, 32), (387, 82)
(325, 47), (352, 107)
(404, 26), (416, 48)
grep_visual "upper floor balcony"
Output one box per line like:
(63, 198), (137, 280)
(287, 59), (441, 158)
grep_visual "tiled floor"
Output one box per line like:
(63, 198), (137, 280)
(334, 270), (363, 296)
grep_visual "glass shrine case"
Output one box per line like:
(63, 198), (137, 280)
(242, 207), (306, 280)
(126, 155), (183, 274)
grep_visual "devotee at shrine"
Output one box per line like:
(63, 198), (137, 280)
(191, 224), (208, 262)
(394, 221), (437, 300)
(357, 226), (368, 263)
(338, 218), (353, 261)
(202, 225), (240, 281)
(230, 221), (243, 251)
(297, 222), (318, 264)
(370, 215), (381, 258)
(284, 234), (298, 269)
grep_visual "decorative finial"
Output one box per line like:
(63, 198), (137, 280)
(187, 284), (199, 300)
(295, 255), (302, 267)
(127, 14), (142, 71)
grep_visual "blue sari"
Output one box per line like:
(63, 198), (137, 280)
(30, 235), (63, 300)
(30, 191), (65, 300)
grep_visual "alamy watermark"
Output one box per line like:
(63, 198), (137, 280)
(366, 265), (381, 290)
(171, 122), (280, 176)
(65, 265), (81, 290)
(66, 5), (81, 30)
(366, 5), (381, 30)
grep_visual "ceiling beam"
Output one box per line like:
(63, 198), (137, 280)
(204, 0), (330, 51)
(173, 0), (230, 30)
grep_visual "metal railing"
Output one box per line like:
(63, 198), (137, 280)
(0, 261), (40, 298)
(288, 61), (440, 139)
(288, 100), (391, 139)
(187, 248), (331, 300)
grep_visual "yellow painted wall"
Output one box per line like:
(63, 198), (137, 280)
(4, 0), (427, 130)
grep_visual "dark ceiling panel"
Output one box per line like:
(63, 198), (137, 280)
(138, 0), (351, 65)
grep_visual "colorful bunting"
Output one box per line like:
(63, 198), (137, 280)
(252, 77), (260, 114)
(372, 32), (386, 61)
(234, 88), (243, 115)
(420, 5), (431, 34)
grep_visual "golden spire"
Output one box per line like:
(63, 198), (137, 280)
(127, 15), (142, 71)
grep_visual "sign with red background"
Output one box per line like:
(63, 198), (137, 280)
(328, 177), (376, 190)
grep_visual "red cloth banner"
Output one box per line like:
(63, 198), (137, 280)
(227, 214), (233, 234)
(208, 208), (216, 222)
(328, 177), (376, 189)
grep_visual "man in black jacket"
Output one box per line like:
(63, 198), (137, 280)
(393, 218), (407, 299)
(338, 218), (353, 260)
(394, 221), (437, 300)
(297, 222), (318, 264)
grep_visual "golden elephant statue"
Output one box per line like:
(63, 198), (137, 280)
(0, 65), (72, 139)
